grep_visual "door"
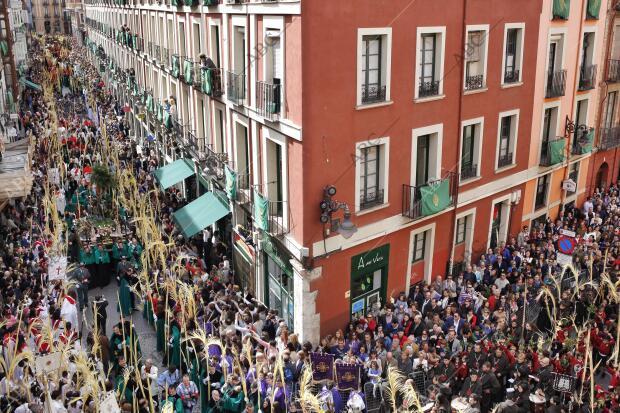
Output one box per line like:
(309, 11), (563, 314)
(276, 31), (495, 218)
(490, 203), (502, 249)
(350, 268), (384, 319)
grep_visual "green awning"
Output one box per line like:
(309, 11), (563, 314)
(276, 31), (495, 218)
(173, 192), (229, 238)
(153, 158), (195, 190)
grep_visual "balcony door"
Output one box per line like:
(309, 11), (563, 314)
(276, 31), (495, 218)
(416, 134), (430, 187)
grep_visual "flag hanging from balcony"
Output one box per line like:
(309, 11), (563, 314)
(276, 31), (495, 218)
(171, 55), (180, 78)
(583, 129), (594, 153)
(254, 190), (269, 231)
(549, 139), (566, 165)
(419, 178), (451, 216)
(201, 68), (212, 95)
(552, 0), (570, 19)
(146, 94), (154, 113)
(0, 41), (8, 57)
(163, 111), (172, 129)
(587, 0), (601, 19)
(225, 166), (237, 200)
(184, 60), (193, 83)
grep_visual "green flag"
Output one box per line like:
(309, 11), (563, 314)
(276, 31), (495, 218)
(549, 139), (565, 165)
(587, 0), (601, 19)
(157, 104), (163, 123)
(171, 55), (180, 78)
(225, 166), (237, 200)
(583, 129), (594, 153)
(254, 190), (269, 231)
(553, 0), (570, 19)
(201, 68), (211, 95)
(146, 94), (154, 112)
(163, 111), (172, 129)
(183, 59), (193, 83)
(419, 179), (451, 216)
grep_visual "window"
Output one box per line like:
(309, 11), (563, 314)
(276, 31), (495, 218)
(540, 106), (558, 162)
(503, 26), (523, 84)
(568, 161), (580, 193)
(546, 34), (566, 98)
(497, 113), (517, 168)
(357, 29), (391, 106)
(464, 27), (488, 91)
(416, 28), (445, 99)
(412, 231), (427, 262)
(360, 146), (381, 209)
(579, 32), (596, 91)
(416, 134), (430, 186)
(455, 215), (469, 244)
(210, 25), (221, 67)
(604, 91), (617, 129)
(460, 123), (480, 180)
(573, 99), (589, 148)
(535, 174), (550, 210)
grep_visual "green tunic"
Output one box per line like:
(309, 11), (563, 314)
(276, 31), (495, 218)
(142, 298), (154, 325)
(94, 247), (111, 264)
(117, 276), (133, 316)
(222, 391), (245, 412)
(163, 395), (184, 413)
(112, 241), (129, 260)
(169, 324), (181, 368)
(109, 333), (125, 367)
(156, 317), (165, 352)
(79, 248), (95, 265)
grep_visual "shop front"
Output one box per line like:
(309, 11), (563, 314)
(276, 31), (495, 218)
(263, 236), (294, 330)
(350, 244), (390, 319)
(233, 225), (256, 295)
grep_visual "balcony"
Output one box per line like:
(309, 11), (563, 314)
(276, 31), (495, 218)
(185, 130), (204, 159)
(267, 200), (289, 236)
(182, 57), (194, 85)
(497, 152), (514, 168)
(465, 74), (484, 91)
(539, 137), (566, 167)
(256, 80), (281, 121)
(200, 67), (223, 97)
(226, 70), (246, 105)
(578, 64), (596, 91)
(161, 48), (170, 67)
(402, 173), (456, 220)
(359, 189), (385, 210)
(361, 84), (386, 104)
(171, 54), (181, 79)
(204, 0), (219, 4)
(608, 59), (620, 83)
(203, 144), (229, 184)
(571, 128), (594, 156)
(147, 41), (153, 57)
(545, 69), (566, 98)
(460, 163), (477, 180)
(599, 126), (620, 151)
(419, 79), (440, 98)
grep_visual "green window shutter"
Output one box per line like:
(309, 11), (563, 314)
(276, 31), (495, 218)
(587, 0), (601, 19)
(553, 0), (570, 20)
(419, 179), (451, 217)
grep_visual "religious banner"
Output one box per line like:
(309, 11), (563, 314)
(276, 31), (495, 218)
(225, 165), (237, 200)
(35, 351), (62, 374)
(309, 352), (334, 382)
(419, 178), (451, 216)
(549, 139), (566, 165)
(253, 190), (269, 231)
(100, 391), (121, 413)
(48, 255), (67, 281)
(335, 363), (360, 391)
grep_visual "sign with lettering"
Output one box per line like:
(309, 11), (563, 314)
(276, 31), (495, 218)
(350, 244), (390, 277)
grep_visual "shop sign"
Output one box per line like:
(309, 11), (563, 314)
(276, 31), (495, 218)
(350, 244), (390, 277)
(263, 235), (293, 275)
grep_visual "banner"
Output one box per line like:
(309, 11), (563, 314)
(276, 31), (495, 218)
(202, 68), (212, 95)
(183, 59), (193, 83)
(171, 55), (180, 78)
(253, 190), (269, 231)
(35, 351), (62, 374)
(419, 178), (451, 216)
(48, 255), (67, 281)
(335, 363), (360, 391)
(309, 352), (334, 382)
(225, 165), (237, 200)
(549, 139), (565, 165)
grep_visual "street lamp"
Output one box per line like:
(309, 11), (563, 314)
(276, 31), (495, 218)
(320, 185), (358, 239)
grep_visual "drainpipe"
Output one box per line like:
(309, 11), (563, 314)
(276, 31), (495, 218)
(590, 1), (619, 192)
(560, 0), (587, 210)
(448, 0), (467, 275)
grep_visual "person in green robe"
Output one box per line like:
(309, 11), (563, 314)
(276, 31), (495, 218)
(155, 303), (166, 353)
(142, 291), (154, 325)
(94, 242), (111, 286)
(163, 386), (185, 413)
(109, 323), (126, 372)
(112, 239), (129, 261)
(117, 273), (133, 316)
(200, 362), (224, 413)
(114, 356), (135, 403)
(168, 314), (182, 369)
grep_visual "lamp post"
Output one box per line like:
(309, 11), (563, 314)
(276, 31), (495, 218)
(319, 185), (357, 239)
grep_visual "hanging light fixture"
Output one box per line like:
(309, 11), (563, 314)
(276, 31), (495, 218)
(319, 185), (357, 239)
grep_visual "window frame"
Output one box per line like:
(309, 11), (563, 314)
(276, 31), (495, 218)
(415, 26), (446, 100)
(604, 91), (618, 129)
(455, 216), (468, 245)
(357, 28), (392, 107)
(535, 173), (551, 210)
(412, 231), (427, 262)
(464, 24), (490, 91)
(501, 23), (525, 85)
(354, 137), (390, 213)
(359, 145), (382, 210)
(495, 109), (520, 171)
(459, 117), (484, 184)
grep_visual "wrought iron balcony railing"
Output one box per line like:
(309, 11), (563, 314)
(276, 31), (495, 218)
(599, 126), (620, 151)
(460, 163), (478, 180)
(545, 69), (566, 98)
(361, 84), (386, 104)
(256, 80), (281, 121)
(608, 59), (620, 83)
(497, 152), (514, 168)
(226, 70), (246, 105)
(161, 47), (170, 67)
(419, 79), (440, 98)
(402, 172), (457, 220)
(203, 144), (228, 182)
(360, 189), (385, 210)
(578, 64), (596, 91)
(465, 74), (484, 91)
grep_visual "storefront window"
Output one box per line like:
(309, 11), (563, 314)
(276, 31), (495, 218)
(266, 255), (294, 329)
(350, 244), (390, 319)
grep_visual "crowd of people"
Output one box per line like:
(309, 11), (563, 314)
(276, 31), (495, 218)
(0, 34), (620, 413)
